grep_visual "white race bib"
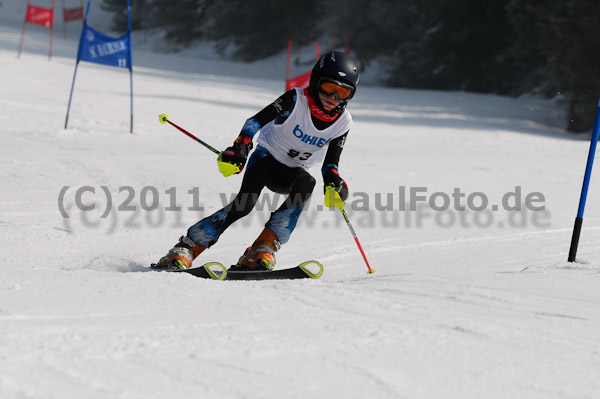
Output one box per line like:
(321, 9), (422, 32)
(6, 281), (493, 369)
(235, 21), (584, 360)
(257, 88), (352, 170)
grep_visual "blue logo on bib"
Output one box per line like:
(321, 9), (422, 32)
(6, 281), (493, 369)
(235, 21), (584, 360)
(292, 124), (327, 148)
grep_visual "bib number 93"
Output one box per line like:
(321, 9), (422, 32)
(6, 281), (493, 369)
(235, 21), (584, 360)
(288, 149), (313, 161)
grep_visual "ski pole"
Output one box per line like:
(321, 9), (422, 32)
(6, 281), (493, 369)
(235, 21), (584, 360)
(159, 113), (241, 177)
(339, 208), (377, 274)
(159, 113), (220, 155)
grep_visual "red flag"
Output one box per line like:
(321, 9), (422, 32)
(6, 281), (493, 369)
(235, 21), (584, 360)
(63, 7), (83, 22)
(25, 4), (54, 28)
(286, 71), (311, 91)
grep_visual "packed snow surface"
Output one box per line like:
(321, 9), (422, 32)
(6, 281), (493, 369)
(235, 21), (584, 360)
(1, 3), (599, 398)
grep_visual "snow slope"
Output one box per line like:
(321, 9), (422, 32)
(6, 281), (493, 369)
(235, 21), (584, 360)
(1, 3), (600, 399)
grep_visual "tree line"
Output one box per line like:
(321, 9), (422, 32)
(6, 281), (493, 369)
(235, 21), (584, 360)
(102, 0), (600, 133)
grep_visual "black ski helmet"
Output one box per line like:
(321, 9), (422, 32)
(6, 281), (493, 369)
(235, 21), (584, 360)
(308, 51), (359, 115)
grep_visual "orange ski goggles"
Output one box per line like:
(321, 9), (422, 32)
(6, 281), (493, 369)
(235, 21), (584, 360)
(318, 79), (354, 100)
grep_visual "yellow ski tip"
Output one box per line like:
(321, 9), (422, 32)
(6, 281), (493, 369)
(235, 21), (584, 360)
(159, 113), (169, 124)
(298, 260), (324, 279)
(202, 262), (227, 280)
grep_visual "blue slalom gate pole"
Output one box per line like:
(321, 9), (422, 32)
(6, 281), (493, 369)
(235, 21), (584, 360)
(64, 60), (80, 129)
(127, 0), (133, 133)
(568, 98), (600, 262)
(129, 64), (133, 133)
(64, 1), (91, 129)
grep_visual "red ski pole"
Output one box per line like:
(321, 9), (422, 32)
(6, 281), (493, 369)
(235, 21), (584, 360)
(159, 113), (220, 155)
(340, 208), (376, 274)
(159, 113), (241, 177)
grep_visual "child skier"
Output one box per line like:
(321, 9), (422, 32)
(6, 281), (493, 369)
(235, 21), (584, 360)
(154, 51), (360, 271)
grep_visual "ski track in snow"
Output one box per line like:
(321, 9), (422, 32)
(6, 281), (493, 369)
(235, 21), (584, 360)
(1, 5), (600, 399)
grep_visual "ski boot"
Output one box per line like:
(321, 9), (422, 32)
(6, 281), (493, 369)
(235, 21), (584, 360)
(233, 228), (280, 271)
(152, 236), (206, 270)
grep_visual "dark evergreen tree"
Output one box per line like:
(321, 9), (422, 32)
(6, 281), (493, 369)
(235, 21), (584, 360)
(146, 0), (211, 48)
(383, 1), (518, 94)
(523, 1), (600, 132)
(328, 0), (418, 74)
(101, 0), (152, 32)
(505, 0), (556, 97)
(203, 0), (323, 61)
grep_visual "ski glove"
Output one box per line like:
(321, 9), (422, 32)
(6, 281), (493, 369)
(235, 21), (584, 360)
(323, 168), (348, 209)
(218, 134), (253, 176)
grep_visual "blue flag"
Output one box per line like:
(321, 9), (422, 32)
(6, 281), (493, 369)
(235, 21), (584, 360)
(77, 25), (131, 69)
(66, 1), (135, 133)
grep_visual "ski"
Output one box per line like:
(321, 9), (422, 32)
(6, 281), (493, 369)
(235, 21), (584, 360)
(158, 260), (323, 281)
(226, 260), (323, 280)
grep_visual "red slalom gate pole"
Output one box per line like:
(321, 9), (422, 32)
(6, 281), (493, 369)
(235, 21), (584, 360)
(286, 39), (291, 86)
(49, 0), (55, 60)
(17, 0), (31, 58)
